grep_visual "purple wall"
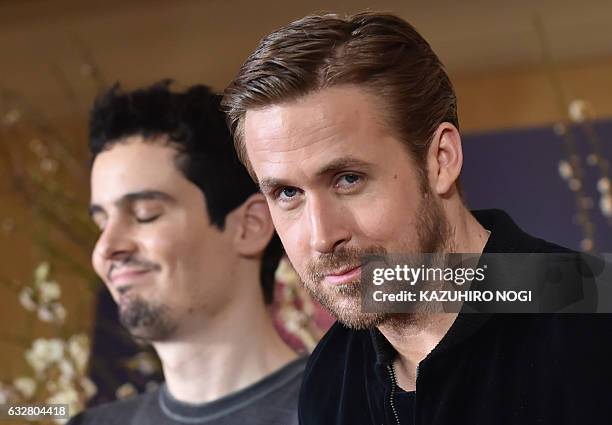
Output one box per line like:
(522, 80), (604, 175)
(461, 120), (612, 252)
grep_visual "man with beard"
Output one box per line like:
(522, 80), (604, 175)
(222, 12), (612, 425)
(69, 81), (306, 424)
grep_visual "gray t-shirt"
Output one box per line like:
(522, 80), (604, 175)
(69, 357), (307, 425)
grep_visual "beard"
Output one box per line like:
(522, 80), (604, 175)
(301, 190), (453, 330)
(118, 295), (177, 342)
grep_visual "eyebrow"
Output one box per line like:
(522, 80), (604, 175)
(258, 156), (373, 194)
(89, 190), (175, 217)
(314, 156), (373, 178)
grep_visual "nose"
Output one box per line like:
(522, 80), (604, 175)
(93, 219), (137, 265)
(307, 195), (351, 254)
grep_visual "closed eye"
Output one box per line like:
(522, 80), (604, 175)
(136, 213), (161, 223)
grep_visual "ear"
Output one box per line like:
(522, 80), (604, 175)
(231, 193), (275, 257)
(426, 122), (463, 197)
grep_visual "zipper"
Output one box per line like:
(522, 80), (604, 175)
(387, 363), (420, 425)
(386, 364), (401, 425)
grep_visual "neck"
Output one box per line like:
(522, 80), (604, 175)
(378, 313), (458, 390)
(379, 202), (489, 390)
(445, 199), (490, 254)
(152, 266), (297, 404)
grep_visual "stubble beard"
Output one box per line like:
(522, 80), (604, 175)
(301, 190), (453, 330)
(118, 295), (177, 342)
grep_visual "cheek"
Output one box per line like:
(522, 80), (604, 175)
(141, 229), (205, 299)
(138, 228), (181, 267)
(163, 220), (231, 285)
(352, 181), (422, 244)
(358, 200), (416, 239)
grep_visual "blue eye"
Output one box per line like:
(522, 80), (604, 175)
(343, 174), (360, 184)
(274, 186), (302, 207)
(280, 187), (298, 198)
(334, 173), (364, 193)
(337, 174), (361, 187)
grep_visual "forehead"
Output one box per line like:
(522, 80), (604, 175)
(243, 86), (399, 181)
(246, 86), (385, 147)
(90, 135), (183, 203)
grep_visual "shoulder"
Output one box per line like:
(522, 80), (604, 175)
(487, 313), (612, 361)
(473, 209), (574, 254)
(257, 355), (308, 405)
(520, 233), (573, 254)
(499, 313), (612, 392)
(67, 391), (156, 425)
(299, 322), (373, 423)
(302, 322), (367, 382)
(236, 357), (308, 425)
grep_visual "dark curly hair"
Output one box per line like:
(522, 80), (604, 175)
(90, 80), (283, 304)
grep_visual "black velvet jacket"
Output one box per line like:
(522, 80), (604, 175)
(298, 210), (612, 425)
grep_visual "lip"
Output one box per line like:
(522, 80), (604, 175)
(324, 265), (362, 285)
(109, 269), (152, 287)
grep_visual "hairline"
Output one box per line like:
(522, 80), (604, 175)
(89, 133), (225, 226)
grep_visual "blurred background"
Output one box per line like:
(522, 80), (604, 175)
(1, 0), (611, 422)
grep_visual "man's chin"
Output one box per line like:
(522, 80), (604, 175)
(333, 310), (388, 330)
(118, 298), (176, 342)
(321, 295), (387, 330)
(123, 325), (158, 343)
(334, 310), (426, 331)
(302, 280), (386, 329)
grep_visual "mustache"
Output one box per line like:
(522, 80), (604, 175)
(306, 246), (387, 283)
(107, 256), (161, 281)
